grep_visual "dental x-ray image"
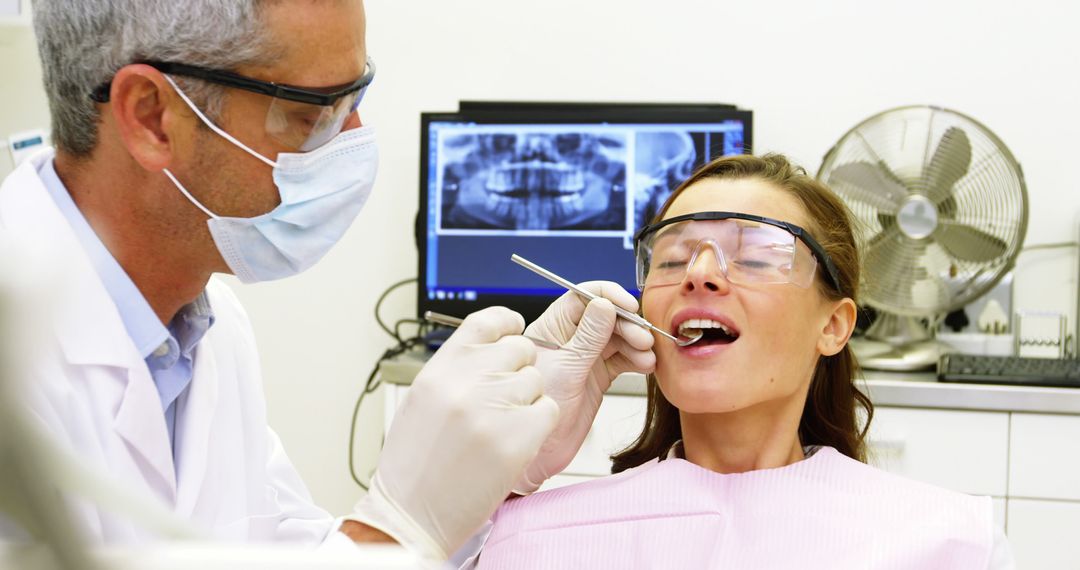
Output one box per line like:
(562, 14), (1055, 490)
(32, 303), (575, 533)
(439, 129), (628, 231)
(632, 130), (743, 231)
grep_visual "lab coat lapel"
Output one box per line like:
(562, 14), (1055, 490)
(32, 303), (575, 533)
(113, 366), (178, 500)
(0, 151), (178, 500)
(175, 339), (220, 516)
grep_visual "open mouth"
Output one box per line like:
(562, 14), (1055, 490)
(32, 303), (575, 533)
(675, 318), (740, 346)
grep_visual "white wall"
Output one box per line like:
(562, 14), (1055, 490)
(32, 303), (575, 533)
(0, 23), (48, 176)
(2, 0), (1078, 515)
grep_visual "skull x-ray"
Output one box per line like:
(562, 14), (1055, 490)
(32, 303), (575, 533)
(632, 132), (700, 231)
(439, 130), (628, 231)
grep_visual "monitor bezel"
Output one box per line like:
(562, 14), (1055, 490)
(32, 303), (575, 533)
(416, 102), (754, 325)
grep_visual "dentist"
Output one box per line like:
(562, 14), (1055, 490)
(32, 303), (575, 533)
(0, 0), (654, 563)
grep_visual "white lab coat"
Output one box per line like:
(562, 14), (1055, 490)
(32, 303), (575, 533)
(0, 151), (345, 546)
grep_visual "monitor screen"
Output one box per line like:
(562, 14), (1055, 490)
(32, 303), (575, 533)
(417, 102), (753, 324)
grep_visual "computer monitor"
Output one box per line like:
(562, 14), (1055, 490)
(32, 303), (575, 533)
(417, 102), (753, 324)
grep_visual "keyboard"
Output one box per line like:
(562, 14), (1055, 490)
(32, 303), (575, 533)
(938, 353), (1080, 388)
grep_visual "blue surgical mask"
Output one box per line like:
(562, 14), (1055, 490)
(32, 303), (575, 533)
(162, 75), (378, 283)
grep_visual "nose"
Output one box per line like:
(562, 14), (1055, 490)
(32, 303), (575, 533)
(342, 110), (363, 132)
(681, 242), (732, 294)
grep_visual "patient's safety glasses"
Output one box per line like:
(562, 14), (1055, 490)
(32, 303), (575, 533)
(91, 58), (375, 152)
(634, 211), (842, 292)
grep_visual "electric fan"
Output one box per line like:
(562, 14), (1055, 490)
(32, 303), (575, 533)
(818, 105), (1028, 371)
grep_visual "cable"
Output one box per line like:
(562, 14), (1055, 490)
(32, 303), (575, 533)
(348, 334), (426, 491)
(394, 318), (424, 342)
(350, 277), (429, 490)
(374, 278), (417, 342)
(1022, 241), (1080, 252)
(347, 351), (386, 491)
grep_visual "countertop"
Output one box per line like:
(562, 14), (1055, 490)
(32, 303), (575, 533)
(379, 350), (1080, 415)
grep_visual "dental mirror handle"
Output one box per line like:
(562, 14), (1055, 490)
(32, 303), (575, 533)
(423, 310), (562, 350)
(509, 254), (680, 343)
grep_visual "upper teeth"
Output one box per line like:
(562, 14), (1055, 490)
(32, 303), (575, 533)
(678, 319), (734, 336)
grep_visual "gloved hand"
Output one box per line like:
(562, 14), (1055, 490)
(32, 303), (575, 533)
(347, 306), (560, 561)
(512, 281), (656, 495)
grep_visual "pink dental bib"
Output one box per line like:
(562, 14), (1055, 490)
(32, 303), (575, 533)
(478, 447), (992, 569)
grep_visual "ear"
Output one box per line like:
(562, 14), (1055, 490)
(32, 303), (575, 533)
(107, 64), (188, 172)
(817, 297), (857, 357)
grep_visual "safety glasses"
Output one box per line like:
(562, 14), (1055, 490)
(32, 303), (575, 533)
(634, 211), (842, 292)
(91, 57), (375, 151)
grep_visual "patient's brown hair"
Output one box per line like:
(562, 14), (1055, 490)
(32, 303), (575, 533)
(611, 153), (872, 473)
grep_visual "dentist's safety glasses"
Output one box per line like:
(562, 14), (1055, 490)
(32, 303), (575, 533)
(634, 211), (842, 292)
(91, 58), (375, 152)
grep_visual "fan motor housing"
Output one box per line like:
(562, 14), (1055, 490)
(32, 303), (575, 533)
(897, 195), (938, 240)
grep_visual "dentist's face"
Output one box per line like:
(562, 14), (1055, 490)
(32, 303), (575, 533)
(641, 178), (835, 415)
(172, 0), (368, 271)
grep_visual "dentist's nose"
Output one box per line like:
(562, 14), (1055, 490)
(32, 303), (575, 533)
(342, 111), (363, 132)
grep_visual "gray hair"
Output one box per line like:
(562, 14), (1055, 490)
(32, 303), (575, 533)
(33, 0), (279, 157)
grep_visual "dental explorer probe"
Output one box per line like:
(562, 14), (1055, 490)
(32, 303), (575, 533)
(509, 254), (703, 347)
(423, 311), (562, 350)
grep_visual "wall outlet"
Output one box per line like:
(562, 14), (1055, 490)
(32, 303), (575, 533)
(6, 128), (47, 167)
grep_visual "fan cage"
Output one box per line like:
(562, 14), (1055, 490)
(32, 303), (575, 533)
(818, 105), (1027, 317)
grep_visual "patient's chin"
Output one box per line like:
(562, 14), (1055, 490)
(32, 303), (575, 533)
(659, 377), (753, 415)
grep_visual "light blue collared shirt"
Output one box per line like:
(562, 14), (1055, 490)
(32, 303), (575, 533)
(39, 158), (214, 466)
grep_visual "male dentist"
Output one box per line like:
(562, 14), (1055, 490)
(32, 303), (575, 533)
(0, 0), (654, 563)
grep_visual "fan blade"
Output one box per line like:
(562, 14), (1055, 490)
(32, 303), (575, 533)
(827, 161), (908, 214)
(922, 127), (971, 206)
(863, 222), (897, 255)
(864, 237), (921, 294)
(936, 222), (1008, 263)
(864, 249), (915, 308)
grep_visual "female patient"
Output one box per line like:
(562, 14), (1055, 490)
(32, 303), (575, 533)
(475, 154), (1012, 569)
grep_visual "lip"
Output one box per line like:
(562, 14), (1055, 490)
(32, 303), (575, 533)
(669, 307), (742, 338)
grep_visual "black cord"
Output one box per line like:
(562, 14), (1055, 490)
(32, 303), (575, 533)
(394, 319), (424, 343)
(375, 278), (417, 342)
(348, 333), (428, 491)
(350, 276), (428, 491)
(348, 349), (388, 491)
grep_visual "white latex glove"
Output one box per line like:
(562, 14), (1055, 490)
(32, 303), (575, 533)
(513, 281), (656, 494)
(347, 306), (559, 562)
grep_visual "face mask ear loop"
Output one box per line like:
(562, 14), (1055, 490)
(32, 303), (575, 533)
(163, 168), (220, 220)
(162, 74), (279, 169)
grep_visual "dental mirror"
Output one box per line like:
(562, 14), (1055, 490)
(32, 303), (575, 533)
(510, 254), (704, 347)
(675, 328), (705, 346)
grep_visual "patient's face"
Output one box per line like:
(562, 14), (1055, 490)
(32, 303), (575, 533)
(641, 178), (834, 415)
